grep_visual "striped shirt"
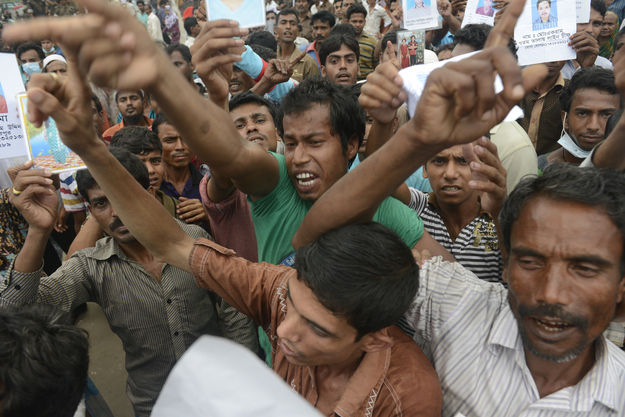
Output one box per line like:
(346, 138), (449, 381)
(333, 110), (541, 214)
(533, 15), (558, 31)
(409, 188), (504, 283)
(1, 221), (221, 417)
(358, 33), (378, 80)
(404, 258), (625, 417)
(59, 171), (87, 213)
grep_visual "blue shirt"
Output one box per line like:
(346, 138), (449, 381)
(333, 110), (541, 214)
(532, 15), (558, 31)
(350, 157), (433, 192)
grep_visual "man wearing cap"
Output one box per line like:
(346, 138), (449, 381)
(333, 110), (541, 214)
(103, 90), (153, 143)
(42, 55), (68, 75)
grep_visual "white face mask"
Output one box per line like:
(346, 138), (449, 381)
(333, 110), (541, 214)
(558, 113), (591, 159)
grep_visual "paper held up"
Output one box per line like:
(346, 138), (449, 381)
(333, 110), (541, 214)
(399, 51), (524, 122)
(0, 53), (28, 160)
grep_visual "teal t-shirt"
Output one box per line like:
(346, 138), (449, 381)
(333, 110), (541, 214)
(249, 153), (425, 265)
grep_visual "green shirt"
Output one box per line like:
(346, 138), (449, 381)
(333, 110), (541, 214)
(250, 153), (424, 265)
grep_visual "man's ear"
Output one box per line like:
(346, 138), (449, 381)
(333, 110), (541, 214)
(190, 61), (196, 72)
(562, 110), (569, 131)
(360, 329), (394, 353)
(422, 163), (429, 178)
(357, 62), (361, 76)
(346, 133), (359, 161)
(320, 65), (327, 77)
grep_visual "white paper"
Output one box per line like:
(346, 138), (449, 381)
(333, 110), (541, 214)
(17, 94), (86, 174)
(576, 0), (590, 23)
(461, 0), (495, 27)
(0, 53), (28, 160)
(206, 0), (266, 28)
(152, 336), (322, 417)
(399, 51), (524, 122)
(514, 0), (576, 66)
(402, 0), (441, 30)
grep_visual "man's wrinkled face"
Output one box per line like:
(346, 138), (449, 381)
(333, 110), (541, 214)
(117, 91), (145, 125)
(321, 44), (360, 85)
(600, 12), (617, 39)
(563, 88), (620, 151)
(276, 277), (366, 367)
(348, 12), (366, 35)
(44, 60), (67, 75)
(312, 19), (332, 44)
(158, 122), (194, 169)
(169, 50), (194, 82)
(423, 145), (475, 207)
(295, 0), (308, 14)
(275, 13), (299, 43)
(230, 102), (279, 152)
(87, 186), (138, 244)
(505, 197), (625, 364)
(229, 66), (255, 96)
(537, 1), (550, 21)
(577, 8), (603, 39)
(283, 103), (357, 201)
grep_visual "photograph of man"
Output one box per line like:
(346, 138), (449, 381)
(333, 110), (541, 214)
(405, 0), (432, 20)
(475, 0), (494, 16)
(206, 0), (265, 28)
(532, 0), (558, 31)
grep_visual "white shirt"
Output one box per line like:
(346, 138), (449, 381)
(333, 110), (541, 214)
(561, 56), (613, 79)
(185, 36), (195, 48)
(402, 258), (625, 417)
(364, 3), (391, 38)
(147, 12), (164, 42)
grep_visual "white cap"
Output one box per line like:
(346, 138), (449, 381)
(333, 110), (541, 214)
(43, 54), (67, 69)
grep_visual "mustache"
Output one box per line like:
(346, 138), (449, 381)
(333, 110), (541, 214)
(172, 152), (188, 157)
(518, 303), (589, 329)
(109, 218), (124, 230)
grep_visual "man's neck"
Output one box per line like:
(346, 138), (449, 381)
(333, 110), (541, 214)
(436, 197), (481, 242)
(314, 40), (322, 56)
(534, 72), (560, 95)
(299, 10), (308, 20)
(123, 115), (148, 127)
(355, 31), (363, 40)
(279, 41), (296, 59)
(525, 341), (596, 398)
(563, 148), (585, 165)
(163, 163), (191, 194)
(117, 239), (161, 277)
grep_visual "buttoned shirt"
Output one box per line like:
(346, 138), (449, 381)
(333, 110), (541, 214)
(299, 12), (314, 42)
(160, 162), (204, 201)
(364, 4), (391, 38)
(533, 15), (558, 31)
(0, 221), (221, 417)
(300, 41), (321, 72)
(189, 238), (443, 416)
(403, 258), (625, 417)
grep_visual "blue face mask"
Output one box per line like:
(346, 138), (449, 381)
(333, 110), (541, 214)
(22, 62), (42, 76)
(43, 47), (56, 53)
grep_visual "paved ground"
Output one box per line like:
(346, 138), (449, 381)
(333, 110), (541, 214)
(76, 302), (135, 417)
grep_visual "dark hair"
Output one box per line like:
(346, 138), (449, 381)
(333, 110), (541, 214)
(436, 43), (454, 54)
(329, 23), (357, 37)
(110, 126), (163, 155)
(91, 94), (102, 114)
(615, 27), (625, 46)
(500, 164), (625, 273)
(184, 17), (198, 36)
(311, 10), (336, 27)
(536, 0), (550, 9)
(16, 41), (45, 61)
(278, 7), (300, 25)
(559, 67), (621, 113)
(0, 305), (89, 417)
(293, 223), (419, 341)
(453, 24), (518, 60)
(137, 0), (144, 5)
(114, 89), (145, 103)
(77, 147), (150, 203)
(591, 0), (607, 16)
(245, 30), (278, 52)
(276, 76), (365, 163)
(159, 0), (168, 5)
(165, 43), (192, 63)
(380, 29), (399, 55)
(249, 44), (277, 62)
(346, 3), (367, 20)
(319, 32), (360, 65)
(229, 91), (278, 122)
(151, 112), (172, 136)
(335, 0), (342, 6)
(605, 108), (623, 138)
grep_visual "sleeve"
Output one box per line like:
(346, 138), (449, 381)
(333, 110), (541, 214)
(189, 237), (292, 330)
(267, 80), (297, 103)
(380, 8), (391, 26)
(580, 142), (600, 168)
(216, 298), (261, 353)
(408, 187), (429, 215)
(199, 172), (239, 218)
(238, 45), (265, 80)
(0, 254), (94, 312)
(374, 196), (424, 249)
(502, 144), (539, 194)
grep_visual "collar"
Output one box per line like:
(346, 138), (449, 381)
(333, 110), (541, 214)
(86, 236), (129, 261)
(333, 327), (398, 415)
(427, 192), (490, 217)
(277, 45), (303, 61)
(304, 41), (317, 52)
(532, 72), (565, 98)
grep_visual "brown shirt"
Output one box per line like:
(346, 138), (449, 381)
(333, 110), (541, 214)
(300, 12), (314, 42)
(189, 238), (442, 417)
(277, 45), (320, 83)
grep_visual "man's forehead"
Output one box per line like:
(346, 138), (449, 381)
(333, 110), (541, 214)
(329, 45), (357, 58)
(570, 88), (620, 109)
(118, 91), (141, 99)
(279, 14), (297, 22)
(230, 103), (273, 120)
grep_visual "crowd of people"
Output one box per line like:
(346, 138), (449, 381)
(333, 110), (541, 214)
(1, 0), (625, 415)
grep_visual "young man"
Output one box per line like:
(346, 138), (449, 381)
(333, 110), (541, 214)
(102, 90), (153, 142)
(137, 0), (148, 26)
(538, 67), (621, 169)
(146, 3), (164, 42)
(299, 10), (336, 72)
(532, 0), (557, 30)
(183, 16), (200, 47)
(364, 0), (391, 39)
(275, 8), (320, 82)
(346, 3), (378, 80)
(15, 41), (44, 83)
(165, 43), (207, 96)
(319, 32), (361, 85)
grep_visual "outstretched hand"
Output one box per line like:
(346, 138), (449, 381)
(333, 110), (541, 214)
(262, 49), (307, 85)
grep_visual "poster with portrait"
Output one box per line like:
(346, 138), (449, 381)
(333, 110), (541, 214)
(514, 0), (576, 66)
(461, 0), (496, 27)
(0, 53), (28, 160)
(17, 94), (86, 174)
(576, 0), (590, 23)
(206, 0), (265, 29)
(397, 30), (425, 68)
(402, 0), (441, 30)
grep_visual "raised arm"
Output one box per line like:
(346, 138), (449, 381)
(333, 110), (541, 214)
(292, 0), (548, 248)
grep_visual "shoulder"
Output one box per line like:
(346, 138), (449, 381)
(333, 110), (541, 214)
(177, 219), (212, 240)
(491, 121), (534, 155)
